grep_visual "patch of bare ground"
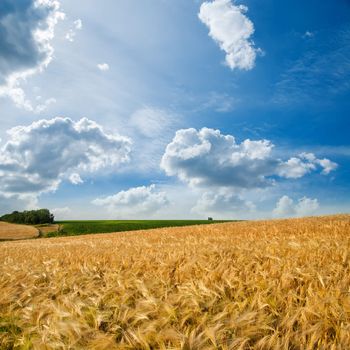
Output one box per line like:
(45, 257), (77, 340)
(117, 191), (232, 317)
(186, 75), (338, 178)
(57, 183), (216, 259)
(0, 215), (350, 349)
(36, 224), (60, 236)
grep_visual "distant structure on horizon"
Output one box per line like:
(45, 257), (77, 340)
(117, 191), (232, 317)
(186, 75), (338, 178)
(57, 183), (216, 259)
(208, 217), (213, 221)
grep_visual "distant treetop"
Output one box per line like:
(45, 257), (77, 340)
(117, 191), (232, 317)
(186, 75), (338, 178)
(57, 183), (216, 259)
(0, 209), (54, 225)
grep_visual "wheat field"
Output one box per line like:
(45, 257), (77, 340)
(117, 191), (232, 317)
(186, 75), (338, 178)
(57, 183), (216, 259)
(0, 222), (39, 241)
(0, 215), (349, 349)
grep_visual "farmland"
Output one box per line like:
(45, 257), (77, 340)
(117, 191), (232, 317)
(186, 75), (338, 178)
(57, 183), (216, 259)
(50, 220), (230, 237)
(0, 222), (39, 241)
(0, 215), (350, 349)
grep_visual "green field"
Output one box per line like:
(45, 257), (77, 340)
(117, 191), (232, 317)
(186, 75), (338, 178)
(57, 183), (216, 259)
(50, 220), (232, 237)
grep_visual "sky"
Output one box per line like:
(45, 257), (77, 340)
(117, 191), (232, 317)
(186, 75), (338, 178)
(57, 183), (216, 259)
(0, 0), (349, 220)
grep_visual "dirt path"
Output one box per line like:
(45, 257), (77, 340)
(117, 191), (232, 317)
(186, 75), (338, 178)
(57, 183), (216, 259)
(0, 221), (39, 240)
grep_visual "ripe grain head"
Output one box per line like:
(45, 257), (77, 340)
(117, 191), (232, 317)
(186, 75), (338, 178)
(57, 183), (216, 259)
(0, 215), (349, 349)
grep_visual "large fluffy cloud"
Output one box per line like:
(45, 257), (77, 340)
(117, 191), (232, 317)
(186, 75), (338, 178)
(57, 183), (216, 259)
(273, 195), (320, 218)
(0, 117), (131, 198)
(92, 185), (169, 218)
(198, 0), (260, 70)
(0, 0), (64, 110)
(161, 128), (337, 189)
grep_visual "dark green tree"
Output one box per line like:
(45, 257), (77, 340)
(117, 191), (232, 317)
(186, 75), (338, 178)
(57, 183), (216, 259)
(0, 209), (55, 225)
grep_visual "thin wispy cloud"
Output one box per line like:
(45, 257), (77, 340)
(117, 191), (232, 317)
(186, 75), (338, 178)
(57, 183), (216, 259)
(273, 28), (350, 105)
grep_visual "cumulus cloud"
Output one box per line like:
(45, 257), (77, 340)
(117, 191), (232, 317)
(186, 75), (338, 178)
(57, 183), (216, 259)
(198, 0), (260, 70)
(192, 190), (255, 217)
(97, 63), (110, 71)
(161, 128), (337, 190)
(273, 195), (319, 218)
(0, 0), (65, 110)
(317, 158), (338, 175)
(277, 152), (338, 178)
(65, 18), (82, 42)
(161, 128), (276, 188)
(92, 185), (169, 218)
(0, 117), (131, 199)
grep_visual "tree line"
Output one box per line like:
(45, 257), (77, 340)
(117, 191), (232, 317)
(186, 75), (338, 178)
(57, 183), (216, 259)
(0, 209), (54, 225)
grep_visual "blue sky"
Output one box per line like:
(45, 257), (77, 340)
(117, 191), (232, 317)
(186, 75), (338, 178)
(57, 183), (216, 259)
(0, 0), (349, 219)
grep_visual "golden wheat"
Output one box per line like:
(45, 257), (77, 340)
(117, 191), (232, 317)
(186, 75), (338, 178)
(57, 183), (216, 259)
(0, 222), (39, 240)
(0, 215), (350, 349)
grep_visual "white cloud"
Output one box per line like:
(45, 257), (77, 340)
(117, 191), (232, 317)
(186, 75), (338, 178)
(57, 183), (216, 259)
(0, 117), (131, 200)
(277, 157), (316, 179)
(65, 18), (83, 42)
(129, 107), (175, 138)
(0, 86), (57, 113)
(273, 195), (319, 218)
(74, 18), (83, 30)
(277, 152), (338, 179)
(192, 190), (255, 218)
(161, 128), (337, 190)
(69, 173), (83, 185)
(198, 0), (260, 70)
(295, 196), (319, 216)
(92, 185), (169, 218)
(203, 92), (238, 112)
(272, 195), (294, 217)
(124, 107), (182, 173)
(52, 206), (71, 219)
(0, 193), (38, 216)
(317, 158), (338, 175)
(161, 127), (275, 188)
(0, 0), (65, 110)
(303, 31), (314, 39)
(97, 63), (110, 71)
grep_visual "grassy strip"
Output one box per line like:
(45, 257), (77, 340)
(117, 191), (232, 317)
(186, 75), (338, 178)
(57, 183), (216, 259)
(50, 220), (233, 237)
